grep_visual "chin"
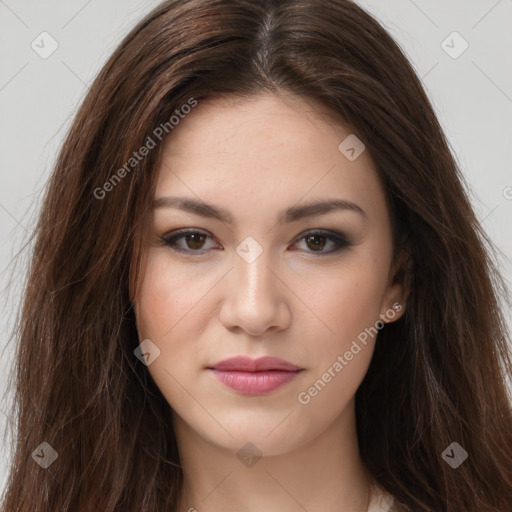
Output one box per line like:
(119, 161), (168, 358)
(185, 410), (320, 458)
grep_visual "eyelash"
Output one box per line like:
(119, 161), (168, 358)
(160, 229), (352, 257)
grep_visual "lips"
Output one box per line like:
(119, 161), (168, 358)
(208, 356), (302, 372)
(207, 356), (304, 395)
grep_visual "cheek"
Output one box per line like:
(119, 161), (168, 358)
(294, 251), (389, 411)
(294, 267), (384, 428)
(135, 251), (210, 340)
(133, 251), (213, 388)
(133, 252), (213, 410)
(304, 255), (388, 351)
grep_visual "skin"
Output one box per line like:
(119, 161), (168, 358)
(133, 92), (408, 512)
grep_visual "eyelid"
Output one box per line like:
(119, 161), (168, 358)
(291, 228), (348, 244)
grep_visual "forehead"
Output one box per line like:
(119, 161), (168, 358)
(161, 92), (350, 160)
(154, 92), (386, 225)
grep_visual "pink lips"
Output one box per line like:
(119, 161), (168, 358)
(207, 356), (304, 395)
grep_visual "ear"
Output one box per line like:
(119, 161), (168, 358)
(379, 247), (412, 324)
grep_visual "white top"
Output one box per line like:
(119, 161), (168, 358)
(367, 484), (394, 512)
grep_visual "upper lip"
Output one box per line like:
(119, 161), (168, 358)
(207, 356), (303, 372)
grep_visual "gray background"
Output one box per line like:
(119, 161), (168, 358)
(1, 0), (511, 492)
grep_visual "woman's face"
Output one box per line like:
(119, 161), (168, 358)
(133, 92), (407, 455)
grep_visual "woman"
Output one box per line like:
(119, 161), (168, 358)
(2, 0), (512, 511)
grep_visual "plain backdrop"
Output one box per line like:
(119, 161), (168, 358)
(1, 0), (511, 493)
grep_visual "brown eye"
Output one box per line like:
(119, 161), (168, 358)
(304, 234), (329, 252)
(293, 230), (352, 255)
(161, 230), (218, 254)
(161, 229), (351, 257)
(183, 233), (207, 250)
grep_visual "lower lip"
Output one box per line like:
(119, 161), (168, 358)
(209, 369), (301, 395)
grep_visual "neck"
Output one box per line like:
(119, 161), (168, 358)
(173, 398), (373, 512)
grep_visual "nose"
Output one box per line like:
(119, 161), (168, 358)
(218, 249), (292, 337)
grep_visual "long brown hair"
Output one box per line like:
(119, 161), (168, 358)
(2, 1), (512, 510)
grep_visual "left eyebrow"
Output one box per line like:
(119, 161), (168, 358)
(281, 198), (367, 223)
(152, 196), (367, 224)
